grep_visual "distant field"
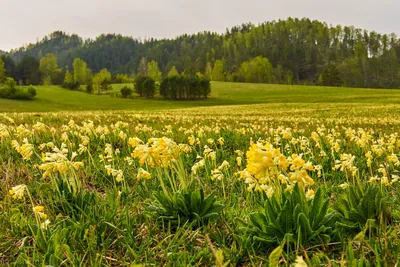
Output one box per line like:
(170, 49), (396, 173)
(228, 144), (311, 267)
(1, 82), (400, 112)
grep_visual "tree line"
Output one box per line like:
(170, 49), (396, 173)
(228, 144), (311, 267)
(0, 57), (36, 100)
(2, 18), (400, 88)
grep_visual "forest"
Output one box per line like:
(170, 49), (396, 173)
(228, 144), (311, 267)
(1, 17), (400, 88)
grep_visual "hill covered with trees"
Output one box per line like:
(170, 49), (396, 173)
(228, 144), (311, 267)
(2, 18), (400, 88)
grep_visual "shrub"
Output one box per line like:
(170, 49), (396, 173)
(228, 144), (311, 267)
(5, 77), (17, 89)
(120, 86), (133, 98)
(115, 73), (134, 83)
(86, 83), (94, 94)
(0, 78), (37, 100)
(100, 79), (112, 91)
(27, 85), (37, 97)
(62, 81), (80, 90)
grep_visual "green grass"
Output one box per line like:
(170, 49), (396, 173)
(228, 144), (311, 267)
(1, 82), (400, 112)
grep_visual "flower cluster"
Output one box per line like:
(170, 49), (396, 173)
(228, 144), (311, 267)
(39, 143), (84, 178)
(131, 137), (181, 168)
(240, 141), (315, 197)
(12, 138), (34, 160)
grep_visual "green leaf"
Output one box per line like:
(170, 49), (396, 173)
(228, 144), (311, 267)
(313, 199), (329, 229)
(278, 199), (294, 233)
(310, 188), (324, 222)
(348, 186), (360, 210)
(297, 213), (313, 242)
(268, 245), (283, 267)
(250, 213), (268, 232)
(200, 194), (216, 215)
(190, 190), (200, 215)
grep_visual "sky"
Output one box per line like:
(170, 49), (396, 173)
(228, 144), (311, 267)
(1, 0), (399, 52)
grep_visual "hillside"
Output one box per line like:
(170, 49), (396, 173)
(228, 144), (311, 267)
(6, 18), (400, 89)
(2, 82), (400, 113)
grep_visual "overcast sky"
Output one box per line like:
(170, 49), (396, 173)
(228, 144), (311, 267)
(1, 0), (399, 51)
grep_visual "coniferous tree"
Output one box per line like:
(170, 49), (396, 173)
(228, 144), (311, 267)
(17, 56), (41, 85)
(167, 66), (179, 77)
(320, 63), (342, 86)
(0, 57), (5, 84)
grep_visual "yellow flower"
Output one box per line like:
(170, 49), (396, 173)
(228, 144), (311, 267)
(137, 168), (151, 180)
(218, 160), (230, 170)
(381, 176), (390, 186)
(41, 219), (51, 229)
(178, 143), (192, 154)
(291, 154), (305, 169)
(236, 156), (242, 167)
(33, 206), (47, 219)
(188, 135), (196, 146)
(191, 159), (205, 175)
(12, 140), (21, 152)
(211, 169), (223, 181)
(217, 137), (224, 146)
(338, 183), (349, 189)
(9, 184), (27, 200)
(305, 189), (315, 200)
(105, 165), (124, 182)
(294, 256), (308, 267)
(128, 137), (142, 148)
(19, 138), (34, 160)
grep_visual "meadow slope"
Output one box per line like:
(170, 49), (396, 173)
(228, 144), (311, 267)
(1, 82), (400, 112)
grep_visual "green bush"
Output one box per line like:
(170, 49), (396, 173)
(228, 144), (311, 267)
(62, 81), (80, 90)
(0, 78), (37, 100)
(100, 79), (112, 91)
(27, 85), (37, 97)
(120, 86), (133, 98)
(86, 83), (94, 94)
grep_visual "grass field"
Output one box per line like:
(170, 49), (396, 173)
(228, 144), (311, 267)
(1, 82), (400, 266)
(1, 82), (400, 112)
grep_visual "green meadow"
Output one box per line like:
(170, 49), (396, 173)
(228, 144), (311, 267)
(1, 82), (400, 113)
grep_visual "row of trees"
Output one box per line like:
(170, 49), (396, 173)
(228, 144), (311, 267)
(0, 59), (37, 100)
(133, 76), (156, 98)
(0, 54), (129, 89)
(160, 75), (211, 100)
(131, 73), (211, 100)
(1, 54), (43, 85)
(63, 59), (113, 94)
(5, 18), (400, 88)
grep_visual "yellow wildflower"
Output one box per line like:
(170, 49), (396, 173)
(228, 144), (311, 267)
(9, 184), (27, 200)
(33, 206), (47, 219)
(137, 168), (151, 180)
